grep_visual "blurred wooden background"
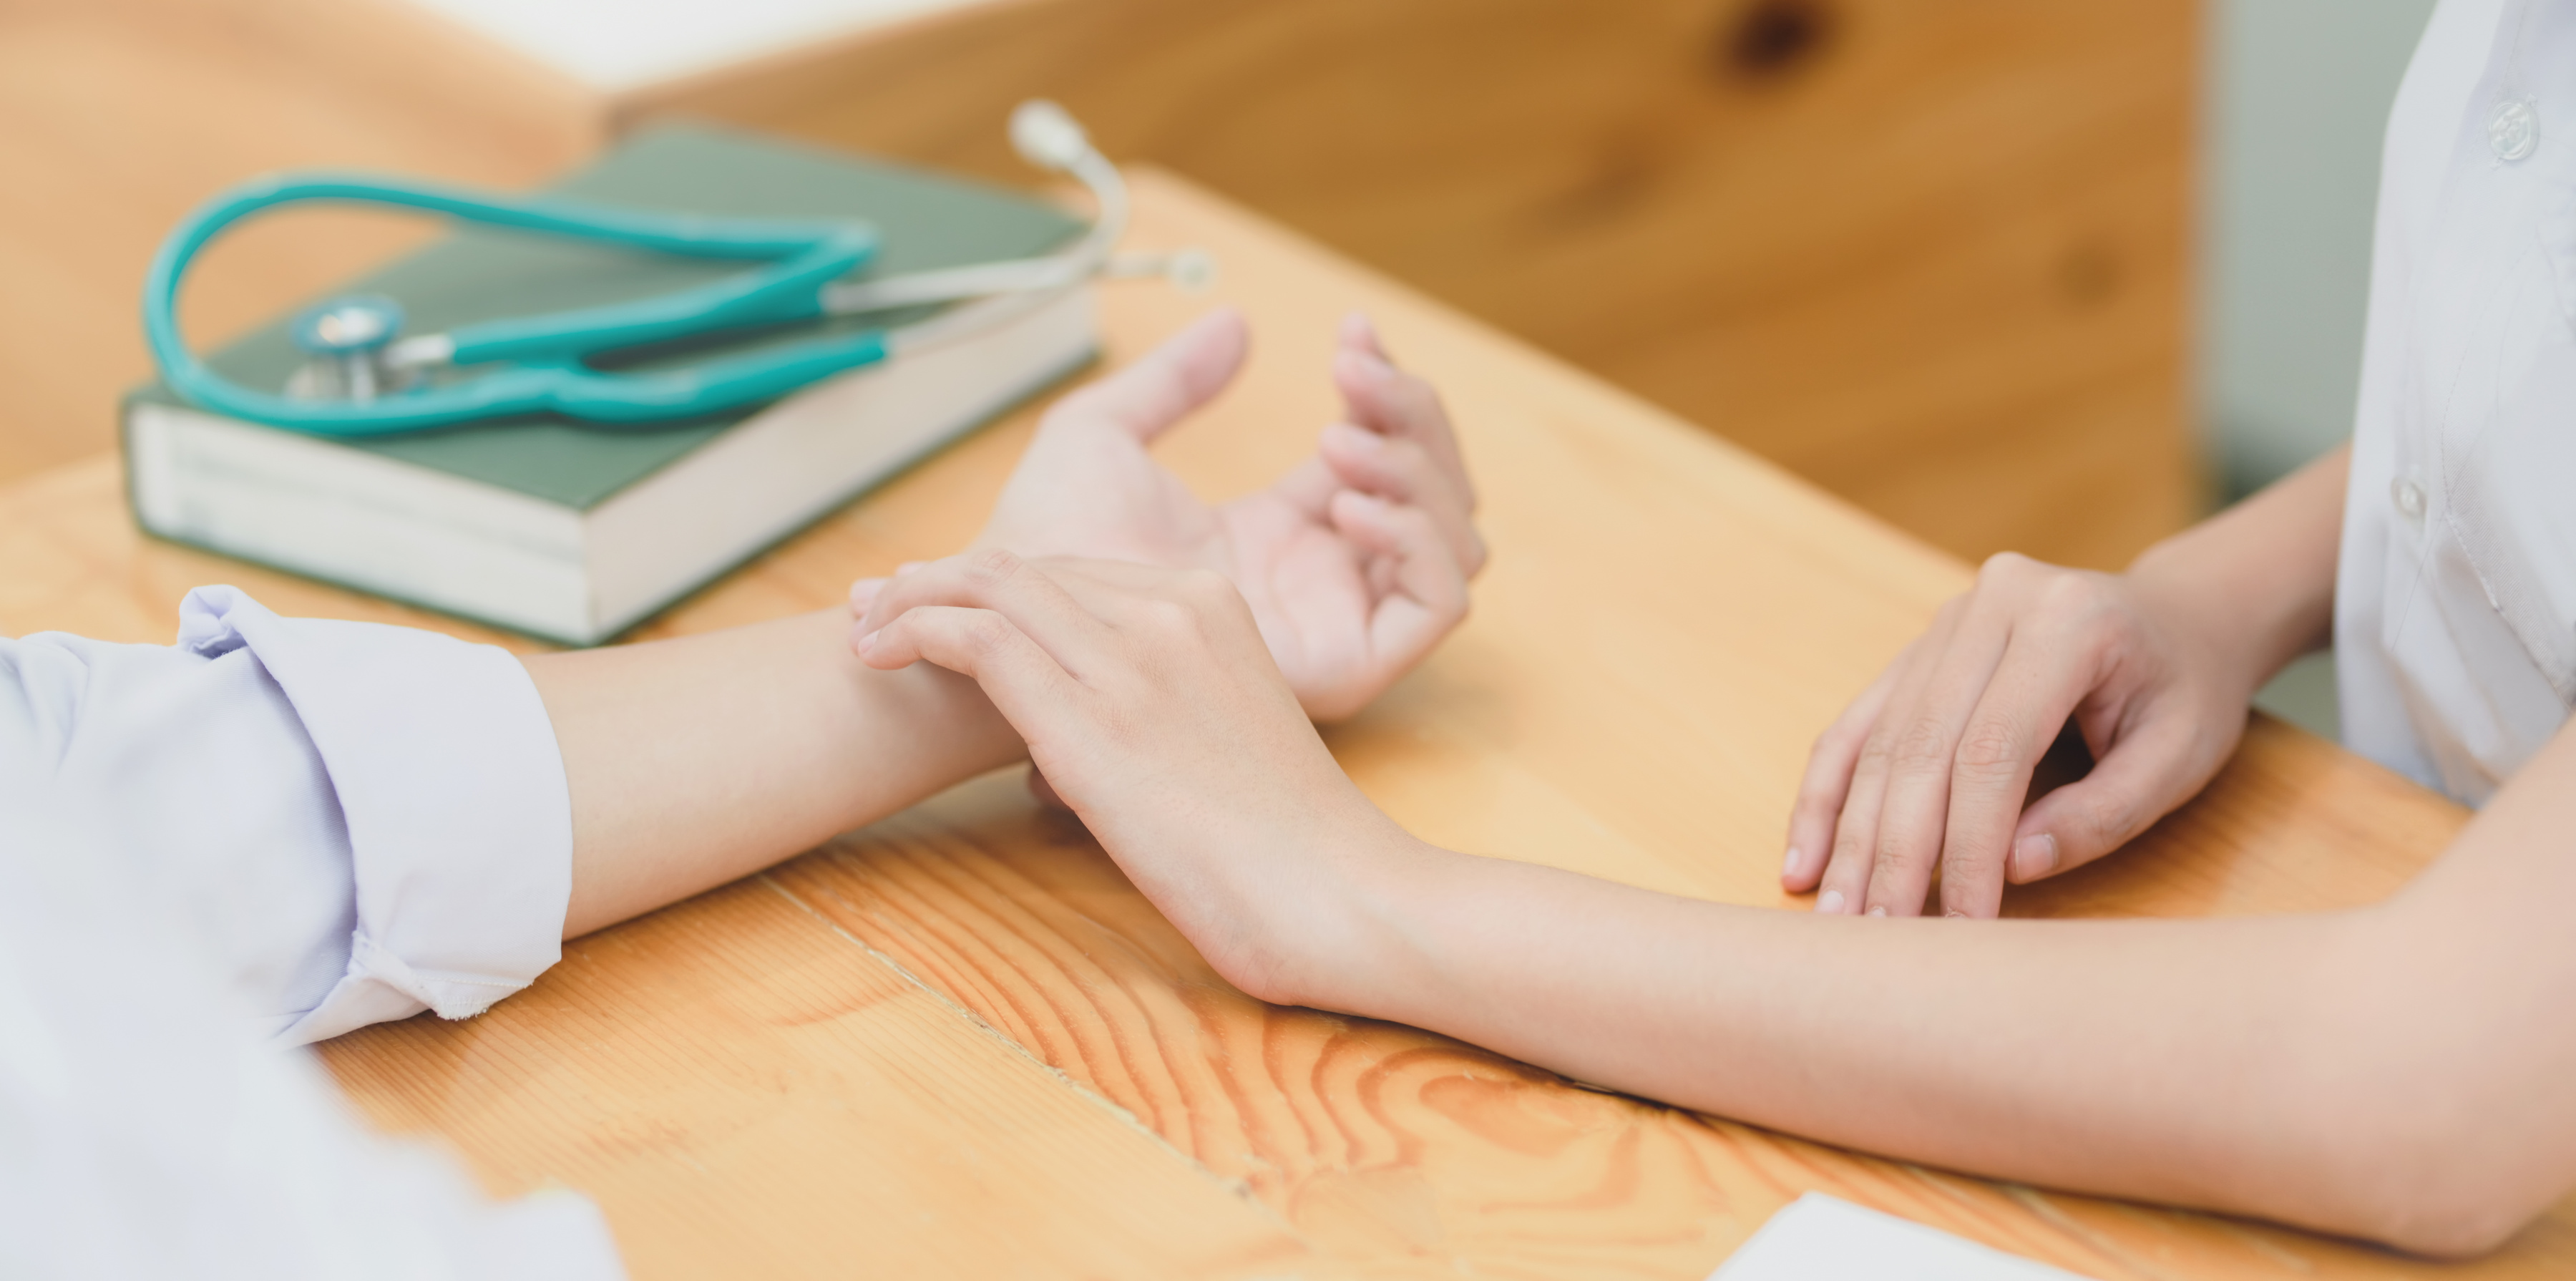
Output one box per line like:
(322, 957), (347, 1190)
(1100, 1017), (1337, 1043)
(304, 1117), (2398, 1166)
(1, 0), (2200, 569)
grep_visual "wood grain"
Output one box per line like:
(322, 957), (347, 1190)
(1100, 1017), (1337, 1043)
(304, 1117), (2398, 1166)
(769, 769), (2574, 1280)
(323, 875), (1322, 1281)
(5, 170), (2565, 1277)
(627, 0), (2203, 569)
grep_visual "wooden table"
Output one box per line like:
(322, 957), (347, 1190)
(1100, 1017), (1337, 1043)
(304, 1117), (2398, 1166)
(11, 0), (2198, 570)
(3, 170), (2567, 1279)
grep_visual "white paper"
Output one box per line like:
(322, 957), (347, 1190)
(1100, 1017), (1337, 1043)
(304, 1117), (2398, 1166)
(1712, 1193), (2094, 1281)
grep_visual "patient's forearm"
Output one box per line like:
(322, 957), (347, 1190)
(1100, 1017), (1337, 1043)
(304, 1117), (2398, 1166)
(524, 609), (1022, 937)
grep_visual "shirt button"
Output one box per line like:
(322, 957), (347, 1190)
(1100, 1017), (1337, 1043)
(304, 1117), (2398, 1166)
(2489, 98), (2540, 162)
(2391, 474), (2428, 526)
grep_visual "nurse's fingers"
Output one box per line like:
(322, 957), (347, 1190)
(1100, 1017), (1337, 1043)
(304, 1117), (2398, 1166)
(857, 604), (1085, 737)
(849, 561), (932, 615)
(1047, 308), (1248, 444)
(1861, 593), (2022, 917)
(854, 550), (1118, 681)
(1783, 657), (1902, 892)
(1933, 620), (2099, 918)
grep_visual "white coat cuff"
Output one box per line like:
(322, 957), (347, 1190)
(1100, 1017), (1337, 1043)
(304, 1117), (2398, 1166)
(174, 588), (574, 1045)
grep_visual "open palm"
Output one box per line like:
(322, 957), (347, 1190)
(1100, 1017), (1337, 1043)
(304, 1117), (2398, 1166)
(862, 308), (1484, 722)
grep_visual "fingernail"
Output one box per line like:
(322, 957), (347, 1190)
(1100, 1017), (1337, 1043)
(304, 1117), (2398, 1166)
(1782, 846), (1804, 879)
(856, 628), (881, 655)
(1944, 910), (1968, 920)
(896, 560), (926, 575)
(1867, 905), (1888, 918)
(2012, 833), (2059, 881)
(1817, 888), (1845, 914)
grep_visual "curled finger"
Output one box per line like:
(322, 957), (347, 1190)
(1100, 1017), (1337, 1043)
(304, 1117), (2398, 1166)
(1341, 310), (1393, 361)
(1319, 421), (1482, 575)
(1319, 490), (1469, 717)
(1333, 333), (1475, 514)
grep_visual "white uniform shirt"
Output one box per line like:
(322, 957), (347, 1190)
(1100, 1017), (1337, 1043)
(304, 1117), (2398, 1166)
(2339, 0), (2576, 803)
(0, 587), (622, 1278)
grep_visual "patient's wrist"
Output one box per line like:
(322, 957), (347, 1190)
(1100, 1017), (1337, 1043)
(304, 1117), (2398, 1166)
(872, 659), (1025, 776)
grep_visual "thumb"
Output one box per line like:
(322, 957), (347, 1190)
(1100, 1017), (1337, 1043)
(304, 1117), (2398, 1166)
(2005, 717), (2212, 883)
(1048, 307), (1248, 444)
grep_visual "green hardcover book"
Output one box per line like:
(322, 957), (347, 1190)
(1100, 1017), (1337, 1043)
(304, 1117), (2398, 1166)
(123, 124), (1095, 646)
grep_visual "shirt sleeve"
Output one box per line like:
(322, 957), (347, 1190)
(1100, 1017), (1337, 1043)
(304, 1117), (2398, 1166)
(9, 585), (573, 1044)
(0, 597), (620, 1278)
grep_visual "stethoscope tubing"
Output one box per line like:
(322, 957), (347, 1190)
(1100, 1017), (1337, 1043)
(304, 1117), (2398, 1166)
(143, 110), (1133, 438)
(143, 175), (894, 435)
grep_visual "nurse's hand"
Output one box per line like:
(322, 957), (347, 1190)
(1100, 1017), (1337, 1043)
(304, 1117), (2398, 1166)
(852, 308), (1483, 723)
(1780, 552), (2269, 919)
(850, 552), (1419, 1005)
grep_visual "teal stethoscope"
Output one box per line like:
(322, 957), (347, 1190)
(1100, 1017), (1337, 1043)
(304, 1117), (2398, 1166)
(142, 102), (1209, 437)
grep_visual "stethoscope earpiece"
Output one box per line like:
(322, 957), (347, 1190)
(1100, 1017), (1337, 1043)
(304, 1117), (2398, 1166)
(1008, 99), (1091, 173)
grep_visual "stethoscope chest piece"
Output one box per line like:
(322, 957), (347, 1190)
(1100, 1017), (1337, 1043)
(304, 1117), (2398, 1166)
(285, 295), (408, 403)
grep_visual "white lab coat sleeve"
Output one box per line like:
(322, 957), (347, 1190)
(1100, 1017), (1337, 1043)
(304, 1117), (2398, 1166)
(19, 585), (573, 1044)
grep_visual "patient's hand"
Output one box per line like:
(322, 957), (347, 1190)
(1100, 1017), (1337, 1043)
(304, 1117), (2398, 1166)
(852, 552), (1420, 1005)
(850, 308), (1484, 722)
